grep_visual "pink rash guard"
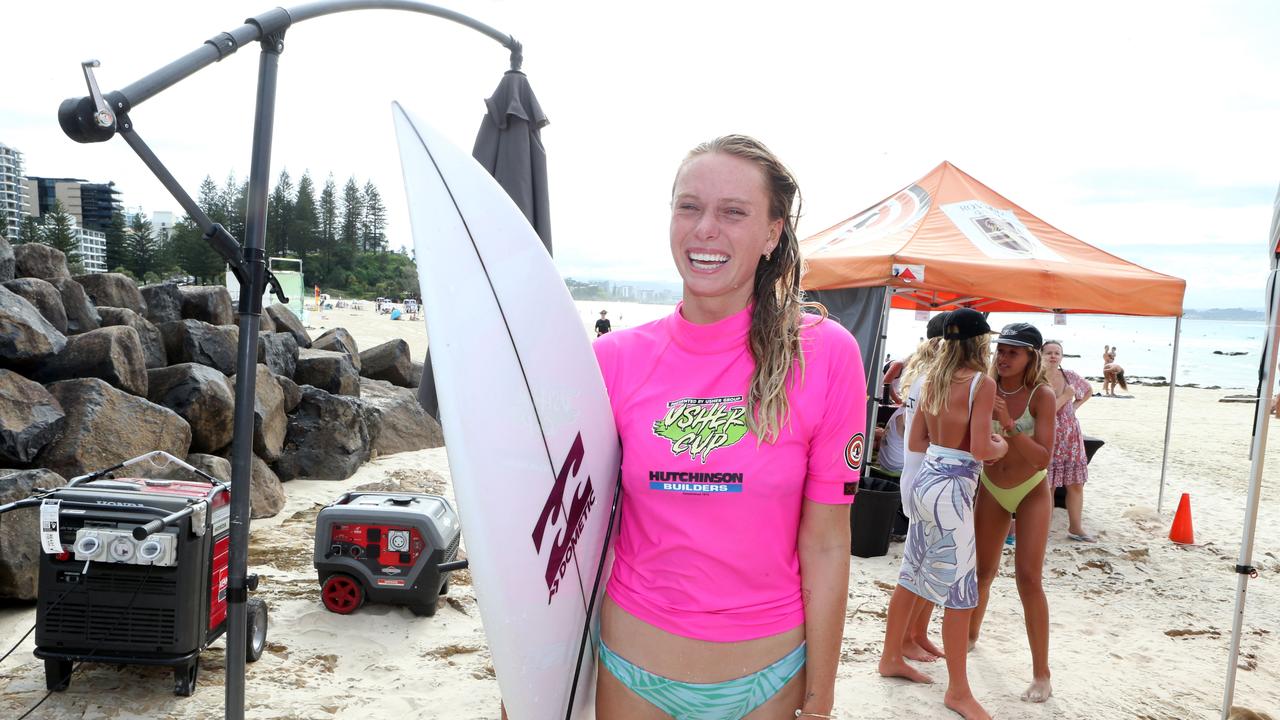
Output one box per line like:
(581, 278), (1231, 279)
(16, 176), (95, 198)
(592, 303), (866, 642)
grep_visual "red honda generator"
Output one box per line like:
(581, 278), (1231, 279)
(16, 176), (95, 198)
(314, 492), (463, 617)
(2, 452), (268, 696)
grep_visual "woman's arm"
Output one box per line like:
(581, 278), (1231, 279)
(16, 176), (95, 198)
(1073, 373), (1093, 410)
(1053, 371), (1074, 412)
(1003, 385), (1056, 469)
(798, 499), (851, 716)
(969, 377), (1007, 461)
(907, 401), (929, 453)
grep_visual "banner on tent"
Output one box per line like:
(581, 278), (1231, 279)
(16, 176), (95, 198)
(808, 184), (932, 256)
(941, 200), (1064, 262)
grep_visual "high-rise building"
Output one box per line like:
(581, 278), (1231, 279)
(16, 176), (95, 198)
(0, 143), (27, 241)
(76, 223), (107, 273)
(25, 177), (121, 232)
(152, 210), (175, 245)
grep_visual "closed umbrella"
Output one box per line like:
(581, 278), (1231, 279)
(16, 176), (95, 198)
(419, 69), (551, 419)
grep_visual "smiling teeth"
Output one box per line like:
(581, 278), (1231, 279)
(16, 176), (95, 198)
(690, 252), (729, 262)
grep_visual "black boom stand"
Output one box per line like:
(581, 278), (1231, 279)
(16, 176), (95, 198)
(57, 4), (521, 718)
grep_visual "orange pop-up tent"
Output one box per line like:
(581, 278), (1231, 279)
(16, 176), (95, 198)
(801, 161), (1187, 508)
(801, 161), (1185, 315)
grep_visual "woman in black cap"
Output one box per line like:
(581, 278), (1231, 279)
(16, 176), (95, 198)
(968, 322), (1057, 704)
(888, 307), (1007, 720)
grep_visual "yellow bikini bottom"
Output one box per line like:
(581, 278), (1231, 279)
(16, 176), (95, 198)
(979, 469), (1046, 514)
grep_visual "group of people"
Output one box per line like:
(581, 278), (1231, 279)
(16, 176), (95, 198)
(872, 311), (1095, 718)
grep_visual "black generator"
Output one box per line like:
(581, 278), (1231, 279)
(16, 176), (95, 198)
(4, 452), (268, 696)
(314, 492), (463, 617)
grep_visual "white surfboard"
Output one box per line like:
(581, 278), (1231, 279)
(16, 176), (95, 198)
(392, 102), (620, 719)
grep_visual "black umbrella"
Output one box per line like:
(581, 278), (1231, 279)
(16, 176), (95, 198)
(418, 69), (551, 419)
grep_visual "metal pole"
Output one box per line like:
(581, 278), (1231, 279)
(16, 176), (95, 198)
(1156, 315), (1183, 514)
(224, 33), (282, 720)
(1221, 265), (1280, 717)
(864, 287), (894, 479)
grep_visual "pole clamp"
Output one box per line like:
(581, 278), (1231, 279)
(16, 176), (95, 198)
(1235, 564), (1259, 578)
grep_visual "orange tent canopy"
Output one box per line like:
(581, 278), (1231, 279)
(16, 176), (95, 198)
(800, 161), (1186, 317)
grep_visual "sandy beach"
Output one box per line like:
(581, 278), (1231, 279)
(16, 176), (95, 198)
(2, 303), (1279, 719)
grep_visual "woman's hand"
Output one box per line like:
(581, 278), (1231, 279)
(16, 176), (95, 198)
(988, 434), (1009, 462)
(992, 396), (1012, 430)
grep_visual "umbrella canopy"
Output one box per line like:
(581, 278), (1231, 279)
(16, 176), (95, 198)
(419, 70), (552, 420)
(801, 161), (1185, 317)
(472, 69), (552, 253)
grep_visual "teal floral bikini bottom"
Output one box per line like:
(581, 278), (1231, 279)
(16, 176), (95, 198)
(599, 639), (805, 720)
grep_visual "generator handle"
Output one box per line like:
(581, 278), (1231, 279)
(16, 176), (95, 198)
(0, 497), (45, 516)
(132, 503), (199, 540)
(438, 559), (469, 572)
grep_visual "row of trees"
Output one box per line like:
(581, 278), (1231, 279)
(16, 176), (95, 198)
(0, 170), (416, 300)
(190, 170), (393, 291)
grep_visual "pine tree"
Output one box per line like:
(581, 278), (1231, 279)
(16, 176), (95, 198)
(340, 176), (363, 250)
(221, 174), (248, 243)
(17, 215), (43, 245)
(43, 200), (80, 266)
(127, 213), (157, 278)
(293, 171), (320, 257)
(171, 216), (226, 284)
(361, 181), (387, 252)
(104, 210), (129, 271)
(266, 169), (294, 256)
(200, 176), (226, 226)
(319, 174), (337, 247)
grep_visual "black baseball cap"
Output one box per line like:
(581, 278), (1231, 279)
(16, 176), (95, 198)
(926, 311), (949, 339)
(944, 308), (990, 340)
(995, 322), (1043, 350)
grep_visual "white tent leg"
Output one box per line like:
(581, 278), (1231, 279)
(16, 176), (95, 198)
(1157, 316), (1183, 514)
(1221, 266), (1280, 717)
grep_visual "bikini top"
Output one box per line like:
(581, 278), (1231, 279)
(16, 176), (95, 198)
(994, 383), (1044, 436)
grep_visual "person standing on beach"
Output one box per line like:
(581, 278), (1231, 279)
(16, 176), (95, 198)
(595, 309), (612, 337)
(877, 311), (949, 671)
(1043, 340), (1095, 541)
(1102, 345), (1118, 396)
(969, 323), (1056, 704)
(885, 307), (1007, 720)
(592, 135), (865, 719)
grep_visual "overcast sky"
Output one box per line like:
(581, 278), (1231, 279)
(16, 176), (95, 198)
(4, 0), (1278, 309)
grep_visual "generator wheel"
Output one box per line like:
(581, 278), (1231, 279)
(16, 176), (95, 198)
(246, 597), (269, 662)
(174, 657), (199, 697)
(321, 574), (363, 614)
(44, 659), (72, 692)
(439, 578), (449, 596)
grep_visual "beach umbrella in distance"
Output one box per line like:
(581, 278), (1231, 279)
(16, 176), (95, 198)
(418, 69), (552, 420)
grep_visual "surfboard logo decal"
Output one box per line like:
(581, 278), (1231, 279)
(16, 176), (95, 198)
(652, 395), (749, 464)
(531, 433), (597, 604)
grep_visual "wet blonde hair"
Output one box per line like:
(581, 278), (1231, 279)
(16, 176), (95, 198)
(677, 135), (816, 443)
(919, 336), (991, 416)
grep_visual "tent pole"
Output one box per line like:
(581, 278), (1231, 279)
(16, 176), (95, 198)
(1156, 315), (1183, 514)
(864, 287), (894, 479)
(1221, 264), (1280, 717)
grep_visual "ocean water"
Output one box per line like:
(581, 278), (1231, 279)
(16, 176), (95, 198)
(575, 300), (1270, 391)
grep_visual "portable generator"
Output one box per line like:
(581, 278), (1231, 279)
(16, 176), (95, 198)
(1, 452), (268, 696)
(314, 492), (464, 617)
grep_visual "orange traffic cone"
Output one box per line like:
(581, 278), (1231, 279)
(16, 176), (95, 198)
(1169, 493), (1195, 545)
